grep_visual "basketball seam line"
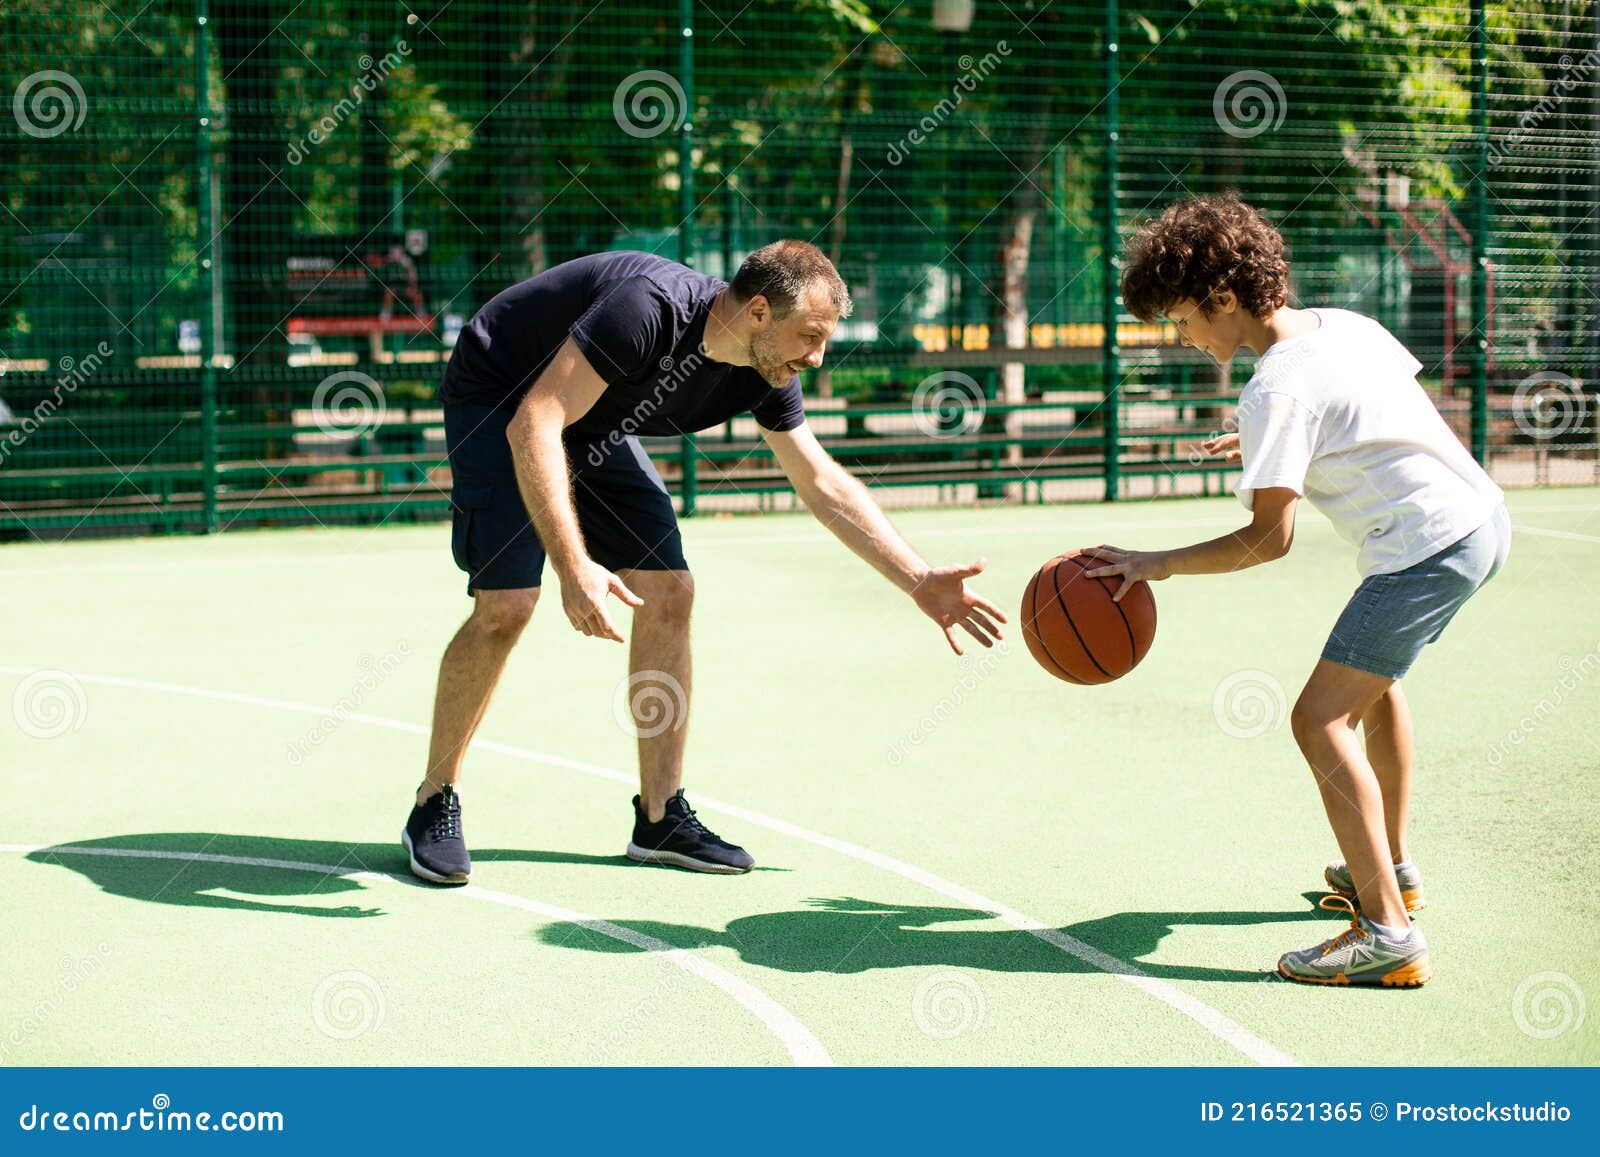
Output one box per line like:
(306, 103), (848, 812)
(1025, 572), (1086, 684)
(1050, 557), (1115, 681)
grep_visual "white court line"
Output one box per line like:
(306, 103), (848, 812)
(0, 842), (831, 1067)
(0, 667), (1297, 1066)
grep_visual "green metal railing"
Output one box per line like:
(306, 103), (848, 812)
(3, 1), (1598, 539)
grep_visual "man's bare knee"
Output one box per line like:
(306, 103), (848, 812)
(630, 570), (694, 626)
(468, 587), (539, 640)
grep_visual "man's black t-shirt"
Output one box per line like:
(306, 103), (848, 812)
(440, 251), (805, 440)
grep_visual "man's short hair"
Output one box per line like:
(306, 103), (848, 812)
(729, 240), (853, 319)
(1120, 192), (1290, 322)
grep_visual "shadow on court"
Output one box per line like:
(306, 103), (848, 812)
(20, 833), (778, 919)
(25, 836), (1331, 980)
(538, 896), (1336, 983)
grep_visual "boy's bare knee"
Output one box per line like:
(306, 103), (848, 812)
(469, 588), (539, 639)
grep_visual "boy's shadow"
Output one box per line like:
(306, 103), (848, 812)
(26, 835), (1327, 981)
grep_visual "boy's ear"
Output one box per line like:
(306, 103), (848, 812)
(1212, 289), (1238, 314)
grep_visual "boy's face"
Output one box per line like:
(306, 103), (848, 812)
(1162, 291), (1246, 363)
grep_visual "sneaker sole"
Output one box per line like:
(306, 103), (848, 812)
(1276, 953), (1433, 987)
(625, 842), (752, 875)
(1327, 880), (1428, 913)
(401, 829), (470, 885)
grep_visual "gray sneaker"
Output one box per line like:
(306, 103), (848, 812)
(1324, 859), (1426, 913)
(1277, 899), (1432, 987)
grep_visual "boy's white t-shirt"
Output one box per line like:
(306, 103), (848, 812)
(1234, 308), (1504, 577)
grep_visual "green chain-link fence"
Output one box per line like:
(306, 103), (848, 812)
(2, 1), (1597, 537)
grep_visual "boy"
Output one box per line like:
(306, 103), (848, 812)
(1085, 192), (1509, 986)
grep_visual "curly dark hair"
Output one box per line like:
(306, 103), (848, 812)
(1120, 193), (1290, 322)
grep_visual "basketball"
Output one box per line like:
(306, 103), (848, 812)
(1021, 551), (1157, 684)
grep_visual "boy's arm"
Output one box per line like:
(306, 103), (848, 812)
(1081, 486), (1299, 602)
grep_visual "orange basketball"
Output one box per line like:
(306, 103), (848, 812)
(1021, 550), (1157, 684)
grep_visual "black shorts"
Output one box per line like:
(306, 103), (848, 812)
(443, 402), (688, 594)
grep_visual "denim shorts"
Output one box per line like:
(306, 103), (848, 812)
(1322, 504), (1511, 680)
(444, 401), (687, 595)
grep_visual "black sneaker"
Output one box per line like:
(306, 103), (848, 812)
(402, 784), (471, 884)
(626, 790), (754, 874)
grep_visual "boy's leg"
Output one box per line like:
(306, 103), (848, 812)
(1291, 658), (1410, 931)
(1360, 682), (1414, 865)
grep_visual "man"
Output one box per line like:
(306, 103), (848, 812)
(403, 241), (1006, 884)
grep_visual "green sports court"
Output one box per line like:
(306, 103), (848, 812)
(4, 490), (1596, 1066)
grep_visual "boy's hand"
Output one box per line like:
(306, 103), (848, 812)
(1080, 545), (1172, 602)
(1199, 432), (1242, 462)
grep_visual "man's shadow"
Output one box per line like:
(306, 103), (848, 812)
(21, 832), (656, 919)
(25, 835), (1329, 980)
(538, 896), (1332, 982)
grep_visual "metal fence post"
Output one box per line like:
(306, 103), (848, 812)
(1101, 0), (1122, 502)
(197, 0), (219, 533)
(678, 0), (698, 517)
(1470, 0), (1490, 465)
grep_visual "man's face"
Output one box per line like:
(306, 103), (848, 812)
(746, 281), (840, 387)
(1162, 292), (1243, 363)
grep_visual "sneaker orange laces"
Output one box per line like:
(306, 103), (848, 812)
(1313, 894), (1367, 957)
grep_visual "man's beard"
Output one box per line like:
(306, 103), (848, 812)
(748, 329), (796, 387)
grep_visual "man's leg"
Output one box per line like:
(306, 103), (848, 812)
(419, 587), (539, 804)
(1360, 682), (1414, 865)
(615, 568), (693, 822)
(1290, 659), (1410, 931)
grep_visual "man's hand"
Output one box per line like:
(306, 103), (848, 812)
(1199, 431), (1242, 462)
(910, 558), (1008, 655)
(559, 558), (644, 642)
(1080, 545), (1172, 602)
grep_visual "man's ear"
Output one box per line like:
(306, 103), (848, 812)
(745, 294), (771, 326)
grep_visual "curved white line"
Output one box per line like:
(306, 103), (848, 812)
(0, 667), (1296, 1066)
(0, 842), (830, 1067)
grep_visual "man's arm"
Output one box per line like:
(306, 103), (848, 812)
(505, 337), (644, 641)
(761, 422), (1006, 653)
(1081, 486), (1299, 601)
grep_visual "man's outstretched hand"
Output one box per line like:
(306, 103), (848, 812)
(910, 558), (1008, 655)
